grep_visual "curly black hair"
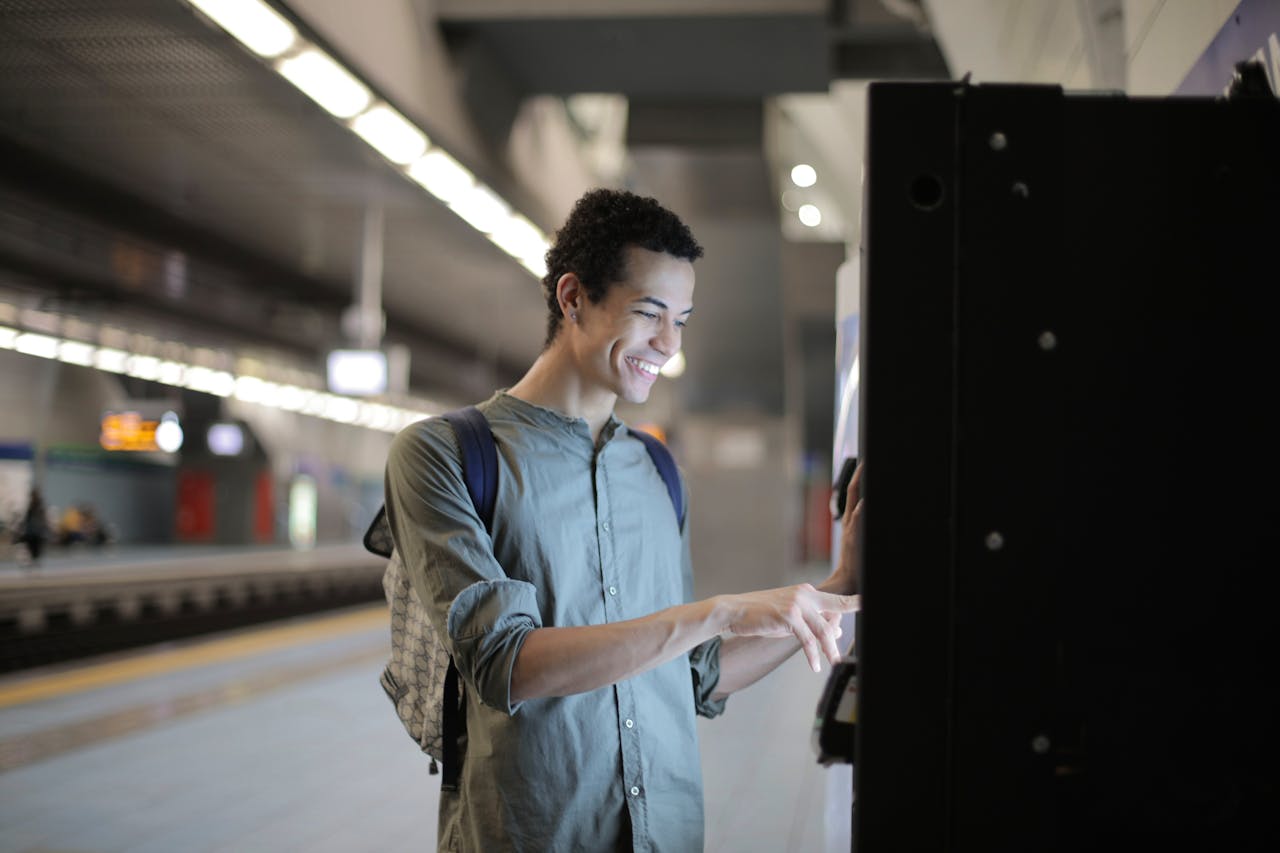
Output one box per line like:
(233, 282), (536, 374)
(540, 188), (703, 347)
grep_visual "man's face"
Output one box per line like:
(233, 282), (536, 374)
(575, 246), (695, 405)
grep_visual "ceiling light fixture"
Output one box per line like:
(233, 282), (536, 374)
(489, 214), (549, 265)
(0, 318), (433, 433)
(277, 48), (371, 118)
(407, 149), (475, 203)
(798, 204), (822, 227)
(181, 0), (550, 282)
(14, 332), (59, 359)
(188, 0), (297, 58)
(791, 164), (817, 187)
(449, 185), (510, 235)
(57, 340), (96, 366)
(352, 105), (428, 165)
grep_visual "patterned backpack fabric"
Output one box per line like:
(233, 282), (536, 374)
(365, 406), (685, 788)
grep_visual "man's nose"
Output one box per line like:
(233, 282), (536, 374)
(652, 321), (680, 355)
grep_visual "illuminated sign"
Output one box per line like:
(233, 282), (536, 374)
(100, 410), (184, 453)
(207, 422), (245, 456)
(327, 349), (388, 396)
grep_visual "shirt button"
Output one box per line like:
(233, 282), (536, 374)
(608, 586), (617, 596)
(602, 522), (610, 531)
(625, 719), (634, 728)
(630, 786), (640, 796)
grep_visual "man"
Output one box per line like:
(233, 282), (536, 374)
(384, 188), (861, 851)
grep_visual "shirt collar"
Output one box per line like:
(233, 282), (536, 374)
(488, 390), (625, 446)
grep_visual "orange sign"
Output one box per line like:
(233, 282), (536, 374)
(100, 412), (159, 452)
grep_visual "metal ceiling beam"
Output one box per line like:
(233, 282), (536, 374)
(433, 0), (827, 20)
(0, 136), (530, 395)
(438, 16), (832, 99)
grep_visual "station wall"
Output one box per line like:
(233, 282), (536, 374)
(0, 348), (397, 547)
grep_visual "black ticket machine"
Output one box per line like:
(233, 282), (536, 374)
(813, 455), (859, 766)
(847, 79), (1279, 851)
(813, 658), (857, 766)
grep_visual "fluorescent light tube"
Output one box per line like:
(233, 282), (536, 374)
(489, 214), (548, 263)
(352, 105), (427, 165)
(95, 348), (129, 373)
(57, 340), (96, 366)
(277, 48), (371, 118)
(520, 255), (548, 278)
(126, 354), (162, 380)
(449, 184), (510, 234)
(14, 332), (59, 359)
(189, 0), (297, 58)
(408, 150), (475, 204)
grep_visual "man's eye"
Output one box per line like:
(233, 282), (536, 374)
(635, 311), (658, 319)
(675, 321), (687, 329)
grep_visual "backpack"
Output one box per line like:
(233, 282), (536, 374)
(364, 406), (685, 790)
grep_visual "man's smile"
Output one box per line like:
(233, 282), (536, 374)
(626, 356), (662, 378)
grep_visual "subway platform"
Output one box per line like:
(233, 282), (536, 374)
(0, 543), (386, 673)
(0, 560), (849, 852)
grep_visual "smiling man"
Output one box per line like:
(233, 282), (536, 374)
(383, 188), (861, 852)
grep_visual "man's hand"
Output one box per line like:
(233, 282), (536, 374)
(718, 584), (860, 673)
(822, 462), (863, 596)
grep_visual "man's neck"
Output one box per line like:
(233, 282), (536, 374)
(507, 344), (617, 442)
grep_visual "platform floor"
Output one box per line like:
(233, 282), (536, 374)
(0, 592), (850, 852)
(0, 541), (381, 582)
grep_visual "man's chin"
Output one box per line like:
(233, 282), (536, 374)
(621, 385), (653, 405)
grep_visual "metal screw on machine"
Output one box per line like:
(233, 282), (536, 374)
(989, 131), (1008, 151)
(985, 531), (1005, 551)
(1038, 331), (1058, 351)
(1032, 735), (1051, 754)
(1011, 181), (1030, 199)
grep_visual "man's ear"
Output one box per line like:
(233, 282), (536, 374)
(556, 273), (583, 318)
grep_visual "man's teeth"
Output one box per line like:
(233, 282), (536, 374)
(629, 357), (659, 376)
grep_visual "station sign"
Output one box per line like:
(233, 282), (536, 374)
(100, 410), (184, 452)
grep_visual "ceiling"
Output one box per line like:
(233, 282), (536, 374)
(0, 0), (949, 421)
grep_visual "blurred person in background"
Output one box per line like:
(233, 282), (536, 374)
(57, 502), (112, 547)
(15, 487), (50, 567)
(384, 188), (863, 852)
(57, 502), (85, 545)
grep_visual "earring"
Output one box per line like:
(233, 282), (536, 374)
(570, 312), (578, 322)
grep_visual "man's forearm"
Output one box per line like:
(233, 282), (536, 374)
(510, 598), (724, 704)
(508, 583), (856, 705)
(712, 634), (803, 698)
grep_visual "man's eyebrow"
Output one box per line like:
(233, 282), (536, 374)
(634, 296), (694, 315)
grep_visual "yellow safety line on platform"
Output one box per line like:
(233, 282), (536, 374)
(0, 604), (388, 709)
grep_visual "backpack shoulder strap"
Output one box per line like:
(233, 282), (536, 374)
(361, 406), (497, 557)
(629, 427), (685, 530)
(441, 406), (497, 534)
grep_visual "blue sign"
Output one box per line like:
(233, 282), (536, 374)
(1176, 0), (1280, 96)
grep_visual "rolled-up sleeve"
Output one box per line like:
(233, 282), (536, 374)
(447, 579), (542, 713)
(383, 419), (541, 717)
(689, 636), (727, 718)
(675, 476), (728, 719)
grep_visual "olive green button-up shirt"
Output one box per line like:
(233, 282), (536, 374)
(384, 391), (726, 852)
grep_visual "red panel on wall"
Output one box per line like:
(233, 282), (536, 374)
(175, 469), (215, 542)
(254, 469), (274, 543)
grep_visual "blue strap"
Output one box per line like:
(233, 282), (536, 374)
(435, 407), (496, 793)
(629, 427), (685, 530)
(442, 406), (498, 534)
